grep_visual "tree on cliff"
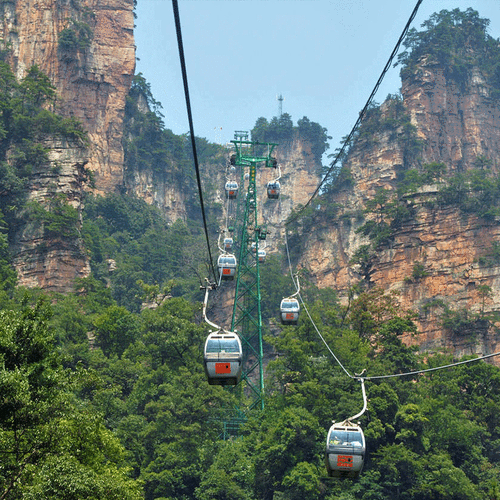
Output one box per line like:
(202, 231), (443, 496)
(251, 114), (330, 162)
(397, 7), (500, 95)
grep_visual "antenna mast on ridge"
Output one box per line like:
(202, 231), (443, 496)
(277, 94), (284, 117)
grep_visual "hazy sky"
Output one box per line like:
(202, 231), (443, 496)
(134, 0), (500, 160)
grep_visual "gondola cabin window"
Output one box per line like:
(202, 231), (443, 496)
(328, 430), (363, 448)
(205, 337), (241, 353)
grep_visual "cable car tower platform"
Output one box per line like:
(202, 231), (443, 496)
(229, 131), (278, 416)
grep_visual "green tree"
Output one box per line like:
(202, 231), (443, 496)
(251, 407), (323, 500)
(195, 440), (254, 500)
(0, 299), (142, 499)
(94, 305), (141, 358)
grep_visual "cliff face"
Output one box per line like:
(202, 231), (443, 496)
(11, 138), (91, 292)
(0, 0), (135, 291)
(404, 64), (500, 170)
(255, 135), (322, 251)
(299, 58), (500, 361)
(1, 0), (136, 193)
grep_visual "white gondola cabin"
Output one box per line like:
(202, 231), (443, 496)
(258, 249), (266, 263)
(223, 237), (233, 253)
(204, 331), (243, 386)
(218, 254), (237, 280)
(325, 423), (366, 479)
(225, 181), (238, 199)
(280, 297), (300, 325)
(267, 181), (281, 199)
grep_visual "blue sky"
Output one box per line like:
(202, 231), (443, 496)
(134, 0), (500, 161)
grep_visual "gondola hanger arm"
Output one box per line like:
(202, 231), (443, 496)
(346, 376), (367, 423)
(217, 231), (224, 253)
(290, 273), (300, 298)
(274, 164), (282, 183)
(200, 280), (220, 331)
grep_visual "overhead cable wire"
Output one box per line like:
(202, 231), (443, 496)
(362, 351), (500, 380)
(295, 268), (500, 380)
(298, 288), (356, 379)
(283, 225), (355, 379)
(172, 0), (218, 282)
(286, 0), (425, 227)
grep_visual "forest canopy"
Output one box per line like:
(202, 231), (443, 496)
(251, 113), (330, 162)
(397, 8), (500, 96)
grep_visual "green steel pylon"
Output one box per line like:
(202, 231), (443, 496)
(230, 132), (278, 412)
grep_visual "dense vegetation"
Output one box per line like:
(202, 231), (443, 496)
(397, 8), (500, 97)
(124, 74), (226, 189)
(81, 192), (214, 311)
(251, 114), (331, 163)
(2, 276), (500, 499)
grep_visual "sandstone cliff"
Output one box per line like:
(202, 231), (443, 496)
(298, 55), (500, 361)
(1, 0), (136, 193)
(0, 0), (135, 291)
(11, 137), (91, 291)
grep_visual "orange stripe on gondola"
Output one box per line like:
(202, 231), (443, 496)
(223, 269), (231, 275)
(337, 455), (353, 468)
(215, 362), (231, 374)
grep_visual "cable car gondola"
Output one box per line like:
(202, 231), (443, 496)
(267, 180), (281, 199)
(280, 297), (300, 325)
(325, 422), (366, 479)
(203, 331), (242, 385)
(218, 253), (237, 280)
(225, 181), (238, 199)
(223, 237), (233, 252)
(258, 249), (266, 263)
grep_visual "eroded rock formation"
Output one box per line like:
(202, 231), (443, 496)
(1, 0), (136, 192)
(0, 0), (135, 291)
(298, 57), (500, 361)
(11, 137), (91, 292)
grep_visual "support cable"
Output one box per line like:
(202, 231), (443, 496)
(283, 225), (355, 379)
(172, 0), (218, 282)
(286, 0), (424, 227)
(362, 351), (500, 380)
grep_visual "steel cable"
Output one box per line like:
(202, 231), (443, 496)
(172, 0), (218, 282)
(286, 0), (425, 227)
